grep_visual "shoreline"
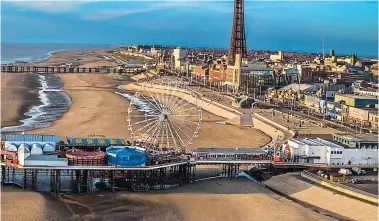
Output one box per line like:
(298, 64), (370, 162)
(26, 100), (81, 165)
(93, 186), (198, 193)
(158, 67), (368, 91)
(1, 73), (41, 128)
(1, 43), (117, 65)
(1, 74), (72, 133)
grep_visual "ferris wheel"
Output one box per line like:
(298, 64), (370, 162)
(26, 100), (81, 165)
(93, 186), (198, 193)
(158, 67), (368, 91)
(127, 78), (202, 153)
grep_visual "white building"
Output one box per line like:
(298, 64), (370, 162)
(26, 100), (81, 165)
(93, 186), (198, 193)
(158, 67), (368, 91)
(286, 138), (378, 166)
(270, 51), (283, 62)
(173, 47), (187, 69)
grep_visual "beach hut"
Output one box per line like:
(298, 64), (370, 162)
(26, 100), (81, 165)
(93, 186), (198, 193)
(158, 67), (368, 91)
(43, 143), (56, 153)
(5, 143), (17, 152)
(30, 143), (43, 155)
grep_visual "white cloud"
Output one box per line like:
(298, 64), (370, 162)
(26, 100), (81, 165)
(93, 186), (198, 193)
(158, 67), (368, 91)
(4, 0), (93, 13)
(81, 1), (233, 21)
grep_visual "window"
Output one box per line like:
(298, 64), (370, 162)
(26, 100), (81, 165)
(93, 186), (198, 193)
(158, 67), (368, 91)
(331, 151), (334, 154)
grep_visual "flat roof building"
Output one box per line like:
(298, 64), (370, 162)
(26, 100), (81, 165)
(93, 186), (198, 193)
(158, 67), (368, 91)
(287, 137), (378, 166)
(334, 94), (378, 107)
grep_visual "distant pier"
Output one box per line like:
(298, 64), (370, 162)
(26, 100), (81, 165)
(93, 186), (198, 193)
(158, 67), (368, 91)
(1, 65), (146, 74)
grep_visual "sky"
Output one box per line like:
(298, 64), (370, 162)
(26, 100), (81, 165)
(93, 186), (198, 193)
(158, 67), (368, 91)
(1, 1), (378, 57)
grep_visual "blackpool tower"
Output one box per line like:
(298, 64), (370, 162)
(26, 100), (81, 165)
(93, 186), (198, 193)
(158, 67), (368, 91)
(229, 0), (247, 63)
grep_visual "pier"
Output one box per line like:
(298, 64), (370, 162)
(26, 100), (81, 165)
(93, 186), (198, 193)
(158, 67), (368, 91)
(1, 162), (193, 194)
(1, 65), (146, 74)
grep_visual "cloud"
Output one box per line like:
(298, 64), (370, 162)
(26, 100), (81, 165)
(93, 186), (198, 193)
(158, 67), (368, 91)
(4, 0), (93, 13)
(82, 1), (233, 21)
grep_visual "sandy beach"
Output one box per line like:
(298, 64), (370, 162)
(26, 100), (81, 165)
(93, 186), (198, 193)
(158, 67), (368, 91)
(36, 48), (118, 68)
(1, 186), (70, 221)
(1, 73), (41, 127)
(23, 73), (270, 149)
(58, 178), (336, 221)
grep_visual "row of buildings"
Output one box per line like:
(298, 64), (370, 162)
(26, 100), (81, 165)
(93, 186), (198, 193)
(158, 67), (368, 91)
(187, 48), (377, 93)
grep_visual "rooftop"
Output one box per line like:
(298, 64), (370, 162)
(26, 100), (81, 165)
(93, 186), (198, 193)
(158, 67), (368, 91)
(66, 137), (128, 146)
(333, 133), (378, 142)
(25, 155), (68, 161)
(278, 83), (313, 92)
(290, 138), (344, 149)
(335, 94), (378, 100)
(193, 148), (266, 154)
(1, 134), (60, 143)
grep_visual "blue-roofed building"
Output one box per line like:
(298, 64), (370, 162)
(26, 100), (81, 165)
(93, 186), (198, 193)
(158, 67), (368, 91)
(106, 146), (147, 166)
(1, 134), (59, 153)
(1, 134), (60, 142)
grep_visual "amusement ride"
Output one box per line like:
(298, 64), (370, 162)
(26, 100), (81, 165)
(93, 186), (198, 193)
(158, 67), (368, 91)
(127, 77), (202, 154)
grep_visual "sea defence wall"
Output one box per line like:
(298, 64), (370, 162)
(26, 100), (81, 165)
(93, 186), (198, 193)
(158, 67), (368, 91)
(301, 170), (378, 204)
(264, 172), (379, 221)
(124, 83), (242, 121)
(252, 112), (294, 147)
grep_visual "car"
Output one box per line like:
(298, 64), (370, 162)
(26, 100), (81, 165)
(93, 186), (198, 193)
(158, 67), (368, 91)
(351, 178), (364, 184)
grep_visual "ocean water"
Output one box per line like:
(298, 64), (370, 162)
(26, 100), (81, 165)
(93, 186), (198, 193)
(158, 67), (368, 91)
(1, 74), (72, 132)
(1, 42), (116, 64)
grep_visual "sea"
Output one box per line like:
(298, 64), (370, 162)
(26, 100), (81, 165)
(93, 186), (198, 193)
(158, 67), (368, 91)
(1, 43), (116, 133)
(1, 42), (116, 64)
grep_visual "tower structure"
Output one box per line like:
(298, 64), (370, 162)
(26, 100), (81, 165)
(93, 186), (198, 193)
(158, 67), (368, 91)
(229, 0), (247, 63)
(322, 32), (325, 59)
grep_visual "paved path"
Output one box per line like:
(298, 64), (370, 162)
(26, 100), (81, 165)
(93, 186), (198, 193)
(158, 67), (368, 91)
(255, 109), (341, 140)
(264, 173), (379, 221)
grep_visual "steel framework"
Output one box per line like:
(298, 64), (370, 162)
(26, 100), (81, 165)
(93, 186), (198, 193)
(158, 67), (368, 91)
(229, 0), (247, 62)
(127, 78), (202, 153)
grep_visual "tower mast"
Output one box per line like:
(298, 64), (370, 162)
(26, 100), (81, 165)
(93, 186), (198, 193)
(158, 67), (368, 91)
(322, 32), (325, 59)
(229, 0), (247, 63)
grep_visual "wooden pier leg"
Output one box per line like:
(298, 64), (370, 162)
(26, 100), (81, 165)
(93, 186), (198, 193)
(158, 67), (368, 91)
(50, 170), (55, 192)
(23, 169), (26, 189)
(76, 170), (81, 194)
(31, 170), (35, 190)
(12, 168), (15, 187)
(7, 166), (10, 184)
(55, 170), (61, 195)
(87, 170), (94, 193)
(234, 164), (237, 178)
(1, 165), (5, 186)
(71, 170), (74, 192)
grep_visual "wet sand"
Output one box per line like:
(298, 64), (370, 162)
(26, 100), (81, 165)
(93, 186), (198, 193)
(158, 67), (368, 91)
(1, 73), (41, 127)
(61, 178), (336, 221)
(1, 186), (70, 221)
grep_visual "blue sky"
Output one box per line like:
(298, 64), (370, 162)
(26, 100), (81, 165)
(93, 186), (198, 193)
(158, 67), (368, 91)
(1, 1), (378, 56)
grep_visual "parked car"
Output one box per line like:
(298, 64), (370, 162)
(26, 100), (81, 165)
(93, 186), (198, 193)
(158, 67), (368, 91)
(339, 168), (352, 176)
(351, 178), (364, 184)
